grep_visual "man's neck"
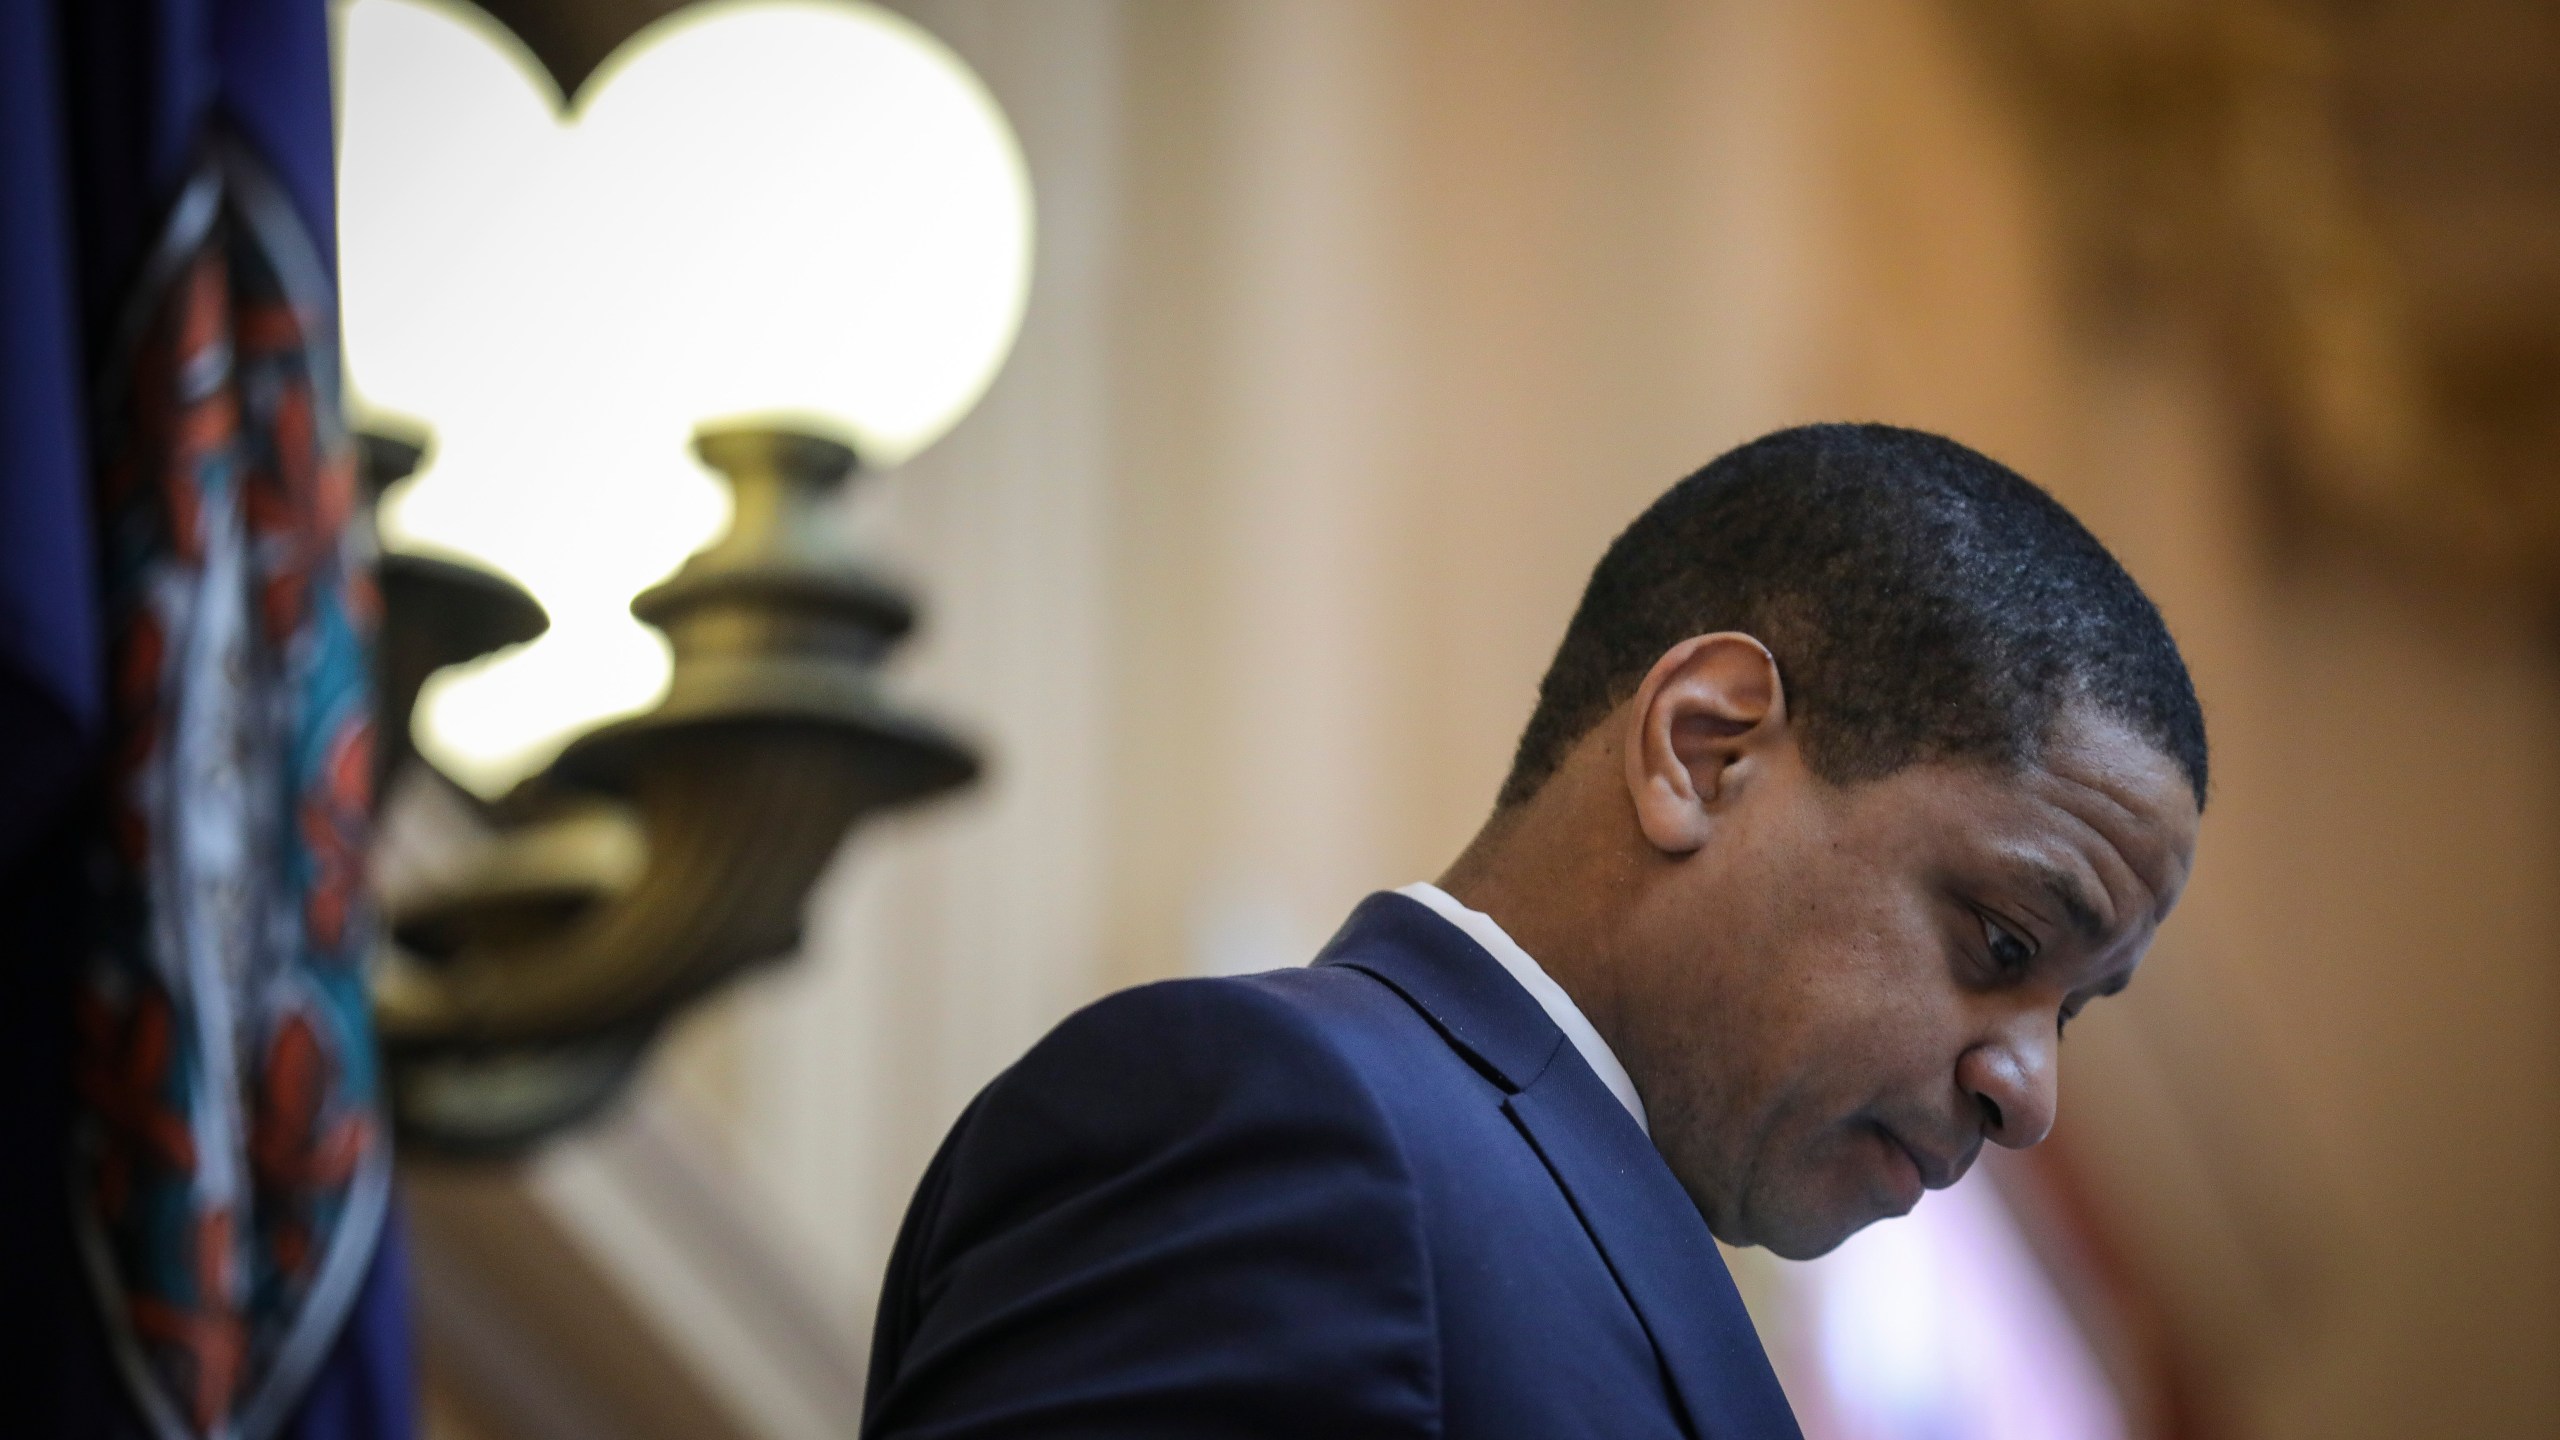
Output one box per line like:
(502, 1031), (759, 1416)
(1437, 796), (1644, 1074)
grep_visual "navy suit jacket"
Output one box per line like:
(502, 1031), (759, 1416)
(863, 891), (1804, 1439)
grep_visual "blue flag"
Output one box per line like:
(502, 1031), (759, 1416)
(2, 3), (416, 1437)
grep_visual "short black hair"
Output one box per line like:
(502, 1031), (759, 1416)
(1499, 423), (2208, 809)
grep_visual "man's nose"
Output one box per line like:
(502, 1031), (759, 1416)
(1955, 1018), (2058, 1149)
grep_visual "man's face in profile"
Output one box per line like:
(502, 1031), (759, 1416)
(1616, 706), (2200, 1260)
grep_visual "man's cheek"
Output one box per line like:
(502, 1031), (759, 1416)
(1778, 1128), (1856, 1216)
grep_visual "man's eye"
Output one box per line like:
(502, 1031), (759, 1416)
(1980, 914), (2035, 974)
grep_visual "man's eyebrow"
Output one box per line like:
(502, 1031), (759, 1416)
(2030, 864), (2109, 946)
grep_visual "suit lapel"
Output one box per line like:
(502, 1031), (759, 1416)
(1320, 893), (1802, 1440)
(1507, 1067), (1802, 1440)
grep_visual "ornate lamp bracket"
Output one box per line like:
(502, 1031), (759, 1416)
(368, 423), (978, 1154)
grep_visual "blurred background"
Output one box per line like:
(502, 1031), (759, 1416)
(50, 0), (2560, 1436)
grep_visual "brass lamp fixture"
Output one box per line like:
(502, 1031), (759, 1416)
(335, 0), (1031, 1152)
(365, 424), (978, 1154)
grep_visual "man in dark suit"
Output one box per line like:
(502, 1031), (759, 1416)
(863, 424), (2207, 1438)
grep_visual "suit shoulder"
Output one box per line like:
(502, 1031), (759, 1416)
(872, 965), (1446, 1436)
(997, 966), (1412, 1134)
(1053, 965), (1409, 1051)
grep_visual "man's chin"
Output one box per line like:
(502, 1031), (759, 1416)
(1682, 1160), (1881, 1258)
(1738, 1199), (1875, 1260)
(1757, 1228), (1853, 1261)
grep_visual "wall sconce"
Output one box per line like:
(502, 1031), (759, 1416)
(337, 0), (1032, 1150)
(367, 422), (975, 1151)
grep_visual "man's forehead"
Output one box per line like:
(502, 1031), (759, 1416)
(1994, 728), (2199, 926)
(1857, 732), (2190, 907)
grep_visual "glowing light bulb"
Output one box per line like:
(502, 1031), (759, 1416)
(335, 0), (1032, 794)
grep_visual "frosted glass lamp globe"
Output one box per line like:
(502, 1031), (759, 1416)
(335, 0), (1032, 794)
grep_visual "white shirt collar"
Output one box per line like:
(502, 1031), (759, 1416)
(1393, 882), (1649, 1135)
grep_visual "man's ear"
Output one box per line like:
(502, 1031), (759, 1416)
(1621, 633), (1789, 855)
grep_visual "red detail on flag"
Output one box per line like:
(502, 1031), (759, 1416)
(250, 1014), (369, 1284)
(76, 985), (198, 1223)
(130, 1207), (247, 1432)
(302, 715), (375, 950)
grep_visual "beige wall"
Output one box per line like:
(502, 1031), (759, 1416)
(634, 2), (2560, 1433)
